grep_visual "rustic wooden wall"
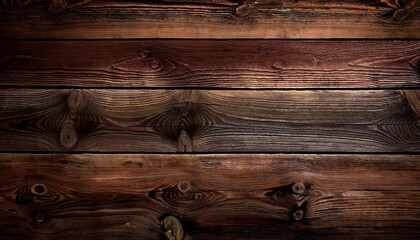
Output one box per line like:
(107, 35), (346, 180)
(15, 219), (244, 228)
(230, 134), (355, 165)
(0, 0), (419, 239)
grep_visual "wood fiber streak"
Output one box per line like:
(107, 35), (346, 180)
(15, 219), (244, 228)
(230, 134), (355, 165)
(0, 41), (419, 88)
(1, 89), (419, 152)
(0, 154), (419, 239)
(0, 0), (419, 38)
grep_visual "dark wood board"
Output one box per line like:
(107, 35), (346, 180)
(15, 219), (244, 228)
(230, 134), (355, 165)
(1, 40), (419, 88)
(0, 154), (419, 239)
(1, 89), (419, 152)
(0, 0), (419, 39)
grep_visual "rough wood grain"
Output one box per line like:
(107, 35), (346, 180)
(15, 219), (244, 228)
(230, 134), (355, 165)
(0, 40), (419, 88)
(0, 0), (419, 39)
(1, 89), (419, 152)
(0, 154), (419, 239)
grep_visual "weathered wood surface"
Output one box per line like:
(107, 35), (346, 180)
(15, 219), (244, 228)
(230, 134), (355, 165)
(1, 89), (419, 152)
(0, 0), (419, 39)
(1, 40), (419, 88)
(0, 154), (419, 239)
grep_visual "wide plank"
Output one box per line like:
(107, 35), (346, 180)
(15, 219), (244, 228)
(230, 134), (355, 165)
(0, 154), (419, 239)
(0, 0), (419, 39)
(0, 89), (419, 152)
(0, 40), (419, 88)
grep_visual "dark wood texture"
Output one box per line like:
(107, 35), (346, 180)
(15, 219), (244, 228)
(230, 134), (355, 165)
(0, 40), (419, 88)
(1, 89), (419, 152)
(1, 0), (419, 237)
(0, 0), (419, 39)
(0, 154), (419, 239)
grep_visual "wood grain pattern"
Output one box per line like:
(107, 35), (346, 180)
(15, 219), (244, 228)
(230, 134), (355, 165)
(1, 89), (419, 152)
(0, 154), (419, 239)
(0, 40), (419, 88)
(0, 0), (419, 39)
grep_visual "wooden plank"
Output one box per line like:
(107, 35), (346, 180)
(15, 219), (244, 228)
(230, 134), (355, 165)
(0, 0), (419, 39)
(0, 40), (419, 88)
(190, 230), (420, 240)
(0, 154), (419, 239)
(0, 89), (419, 152)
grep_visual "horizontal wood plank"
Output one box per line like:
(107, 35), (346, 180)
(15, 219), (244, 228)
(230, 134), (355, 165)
(1, 89), (419, 152)
(0, 1), (419, 39)
(1, 40), (419, 88)
(0, 154), (419, 239)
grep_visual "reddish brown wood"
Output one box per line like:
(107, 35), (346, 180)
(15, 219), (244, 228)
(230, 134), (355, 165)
(0, 0), (419, 39)
(0, 154), (419, 239)
(1, 89), (419, 152)
(1, 40), (419, 88)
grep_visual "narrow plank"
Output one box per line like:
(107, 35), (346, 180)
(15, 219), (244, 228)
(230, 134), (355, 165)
(1, 89), (419, 152)
(190, 230), (420, 240)
(0, 154), (419, 239)
(0, 41), (419, 88)
(0, 0), (419, 39)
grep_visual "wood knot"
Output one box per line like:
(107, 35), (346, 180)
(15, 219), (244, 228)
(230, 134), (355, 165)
(150, 59), (161, 69)
(177, 130), (193, 152)
(49, 0), (69, 13)
(138, 50), (148, 59)
(60, 120), (78, 148)
(393, 8), (412, 21)
(292, 209), (304, 221)
(162, 215), (184, 240)
(30, 183), (48, 196)
(292, 183), (306, 195)
(177, 181), (192, 194)
(235, 2), (254, 17)
(66, 90), (83, 111)
(266, 184), (309, 206)
(35, 211), (46, 223)
(380, 0), (400, 8)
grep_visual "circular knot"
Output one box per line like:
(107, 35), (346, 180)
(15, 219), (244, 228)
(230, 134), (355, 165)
(30, 183), (48, 196)
(236, 2), (253, 17)
(138, 50), (148, 59)
(49, 0), (69, 13)
(35, 211), (46, 223)
(150, 59), (161, 69)
(393, 8), (411, 21)
(292, 209), (304, 221)
(177, 181), (192, 194)
(292, 182), (306, 195)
